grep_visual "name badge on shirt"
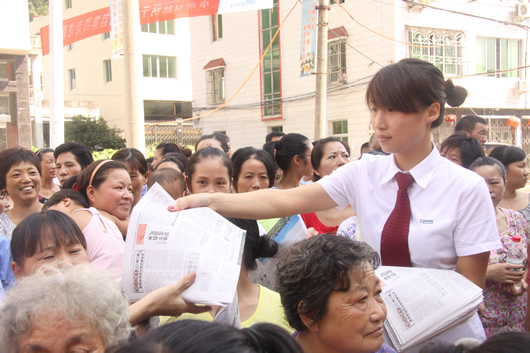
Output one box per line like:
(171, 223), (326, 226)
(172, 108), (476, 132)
(420, 219), (434, 224)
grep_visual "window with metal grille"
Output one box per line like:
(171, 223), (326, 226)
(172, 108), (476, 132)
(206, 68), (225, 104)
(261, 0), (281, 118)
(328, 40), (346, 84)
(476, 37), (521, 78)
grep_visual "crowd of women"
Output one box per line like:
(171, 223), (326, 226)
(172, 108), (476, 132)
(1, 58), (530, 353)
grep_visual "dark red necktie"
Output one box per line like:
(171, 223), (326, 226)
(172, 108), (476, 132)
(380, 172), (414, 267)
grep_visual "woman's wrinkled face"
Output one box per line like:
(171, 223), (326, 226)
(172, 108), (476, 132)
(315, 141), (351, 178)
(17, 315), (105, 353)
(127, 168), (147, 208)
(312, 264), (387, 353)
(88, 169), (133, 221)
(473, 165), (505, 207)
(236, 158), (270, 193)
(40, 152), (57, 181)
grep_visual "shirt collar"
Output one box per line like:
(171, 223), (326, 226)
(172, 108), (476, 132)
(380, 144), (440, 189)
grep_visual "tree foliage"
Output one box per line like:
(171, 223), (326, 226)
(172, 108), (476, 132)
(65, 116), (126, 151)
(28, 0), (49, 20)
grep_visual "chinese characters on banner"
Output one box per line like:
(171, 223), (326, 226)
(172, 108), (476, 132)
(111, 0), (124, 59)
(40, 7), (111, 56)
(299, 0), (317, 77)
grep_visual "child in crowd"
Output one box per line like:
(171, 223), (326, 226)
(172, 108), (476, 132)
(147, 168), (187, 200)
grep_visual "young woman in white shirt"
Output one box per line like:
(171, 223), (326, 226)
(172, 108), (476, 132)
(171, 58), (501, 350)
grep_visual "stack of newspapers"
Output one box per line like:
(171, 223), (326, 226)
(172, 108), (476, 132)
(375, 266), (484, 352)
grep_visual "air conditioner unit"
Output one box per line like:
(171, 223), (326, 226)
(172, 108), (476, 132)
(514, 3), (530, 20)
(515, 80), (530, 93)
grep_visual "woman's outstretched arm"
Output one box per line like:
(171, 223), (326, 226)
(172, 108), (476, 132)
(171, 182), (338, 220)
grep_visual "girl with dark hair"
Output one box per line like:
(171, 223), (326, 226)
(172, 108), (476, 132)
(301, 137), (356, 236)
(114, 321), (302, 353)
(469, 157), (528, 336)
(112, 148), (149, 209)
(161, 218), (292, 332)
(187, 147), (232, 194)
(172, 58), (501, 349)
(0, 148), (42, 239)
(489, 146), (530, 221)
(152, 142), (181, 169)
(35, 148), (60, 203)
(274, 133), (313, 189)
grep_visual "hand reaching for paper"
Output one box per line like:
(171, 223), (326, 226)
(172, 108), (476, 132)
(129, 272), (212, 326)
(486, 263), (525, 284)
(170, 194), (214, 212)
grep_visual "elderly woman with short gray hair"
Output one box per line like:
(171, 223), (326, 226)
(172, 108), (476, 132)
(277, 235), (396, 353)
(0, 264), (131, 353)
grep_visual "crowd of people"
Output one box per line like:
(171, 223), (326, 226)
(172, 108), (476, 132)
(1, 58), (530, 353)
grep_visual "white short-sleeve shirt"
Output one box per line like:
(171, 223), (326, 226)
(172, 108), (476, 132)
(318, 146), (501, 270)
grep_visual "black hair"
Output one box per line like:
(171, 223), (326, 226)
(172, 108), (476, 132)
(53, 142), (93, 169)
(43, 189), (90, 210)
(157, 152), (188, 174)
(278, 235), (380, 332)
(188, 147), (233, 182)
(61, 175), (79, 190)
(11, 210), (87, 267)
(469, 156), (507, 183)
(195, 133), (230, 153)
(147, 168), (186, 199)
(440, 134), (485, 169)
(111, 321), (303, 353)
(225, 217), (277, 270)
(112, 148), (148, 176)
(360, 142), (369, 154)
(0, 148), (42, 190)
(489, 145), (527, 168)
(35, 148), (54, 160)
(265, 131), (285, 142)
(231, 147), (276, 192)
(469, 332), (530, 353)
(156, 142), (182, 155)
(76, 160), (129, 204)
(274, 133), (311, 172)
(454, 115), (487, 134)
(366, 58), (467, 128)
(311, 137), (351, 181)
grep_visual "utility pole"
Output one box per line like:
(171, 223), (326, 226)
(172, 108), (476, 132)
(314, 0), (329, 140)
(123, 0), (146, 152)
(49, 0), (64, 148)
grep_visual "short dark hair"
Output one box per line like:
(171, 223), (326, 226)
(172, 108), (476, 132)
(0, 148), (42, 190)
(76, 160), (128, 204)
(225, 218), (277, 270)
(265, 131), (285, 142)
(112, 321), (303, 353)
(157, 152), (188, 174)
(53, 142), (93, 169)
(147, 168), (186, 197)
(366, 58), (467, 128)
(489, 145), (527, 168)
(43, 189), (90, 210)
(156, 142), (181, 155)
(470, 156), (507, 183)
(112, 148), (148, 176)
(469, 332), (530, 353)
(231, 147), (276, 192)
(440, 134), (484, 169)
(11, 210), (87, 267)
(274, 133), (311, 172)
(195, 133), (230, 153)
(454, 115), (487, 134)
(188, 146), (233, 182)
(311, 137), (351, 181)
(278, 235), (380, 332)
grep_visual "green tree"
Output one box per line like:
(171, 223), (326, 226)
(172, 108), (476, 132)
(65, 116), (126, 151)
(28, 0), (49, 20)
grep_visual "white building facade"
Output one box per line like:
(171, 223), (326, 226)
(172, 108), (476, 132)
(189, 0), (530, 156)
(29, 0), (193, 147)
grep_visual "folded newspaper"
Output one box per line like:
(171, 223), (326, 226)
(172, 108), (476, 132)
(122, 183), (246, 306)
(249, 215), (307, 289)
(375, 266), (483, 352)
